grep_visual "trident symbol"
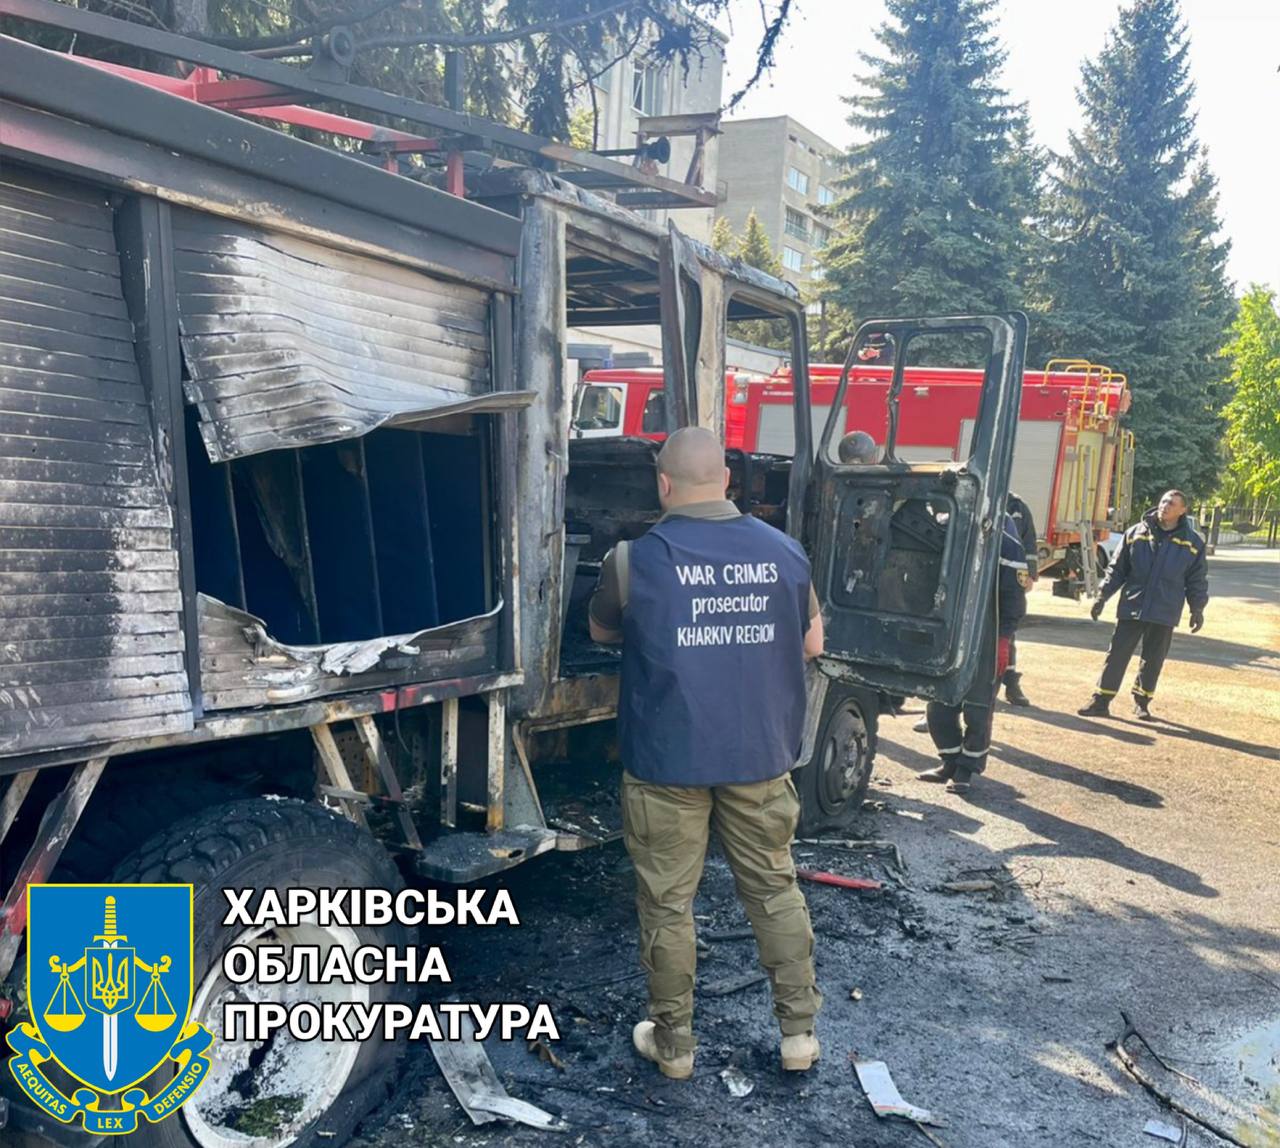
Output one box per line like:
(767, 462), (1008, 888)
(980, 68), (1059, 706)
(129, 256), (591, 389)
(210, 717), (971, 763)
(91, 896), (127, 1082)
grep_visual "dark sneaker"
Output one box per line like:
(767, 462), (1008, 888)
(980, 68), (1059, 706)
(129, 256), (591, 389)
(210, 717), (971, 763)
(1003, 672), (1031, 707)
(1077, 696), (1111, 718)
(1133, 696), (1155, 721)
(918, 762), (957, 783)
(946, 769), (974, 794)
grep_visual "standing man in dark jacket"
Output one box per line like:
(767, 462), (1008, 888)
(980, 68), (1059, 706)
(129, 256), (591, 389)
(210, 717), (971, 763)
(589, 427), (824, 1081)
(1078, 490), (1209, 721)
(1002, 492), (1039, 706)
(919, 514), (1029, 793)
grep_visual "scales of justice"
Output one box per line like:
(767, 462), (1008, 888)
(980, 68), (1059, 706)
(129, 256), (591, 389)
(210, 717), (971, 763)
(42, 895), (177, 1082)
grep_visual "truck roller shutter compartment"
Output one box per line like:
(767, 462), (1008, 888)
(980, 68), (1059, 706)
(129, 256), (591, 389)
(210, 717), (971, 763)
(171, 210), (530, 462)
(0, 166), (193, 754)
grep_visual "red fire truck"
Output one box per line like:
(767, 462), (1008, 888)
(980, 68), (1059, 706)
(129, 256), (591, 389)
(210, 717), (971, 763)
(574, 361), (1136, 596)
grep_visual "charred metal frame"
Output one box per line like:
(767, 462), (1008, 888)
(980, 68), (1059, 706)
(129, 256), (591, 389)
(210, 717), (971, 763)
(0, 0), (717, 210)
(809, 315), (1027, 704)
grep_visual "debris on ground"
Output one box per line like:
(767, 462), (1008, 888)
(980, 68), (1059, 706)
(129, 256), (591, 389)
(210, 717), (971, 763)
(704, 927), (755, 941)
(1142, 1117), (1187, 1144)
(798, 836), (909, 876)
(701, 971), (769, 997)
(850, 987), (864, 1001)
(720, 1066), (755, 1098)
(527, 1038), (566, 1072)
(430, 1016), (567, 1132)
(1109, 1010), (1254, 1147)
(939, 880), (999, 894)
(854, 1058), (944, 1127)
(796, 868), (884, 891)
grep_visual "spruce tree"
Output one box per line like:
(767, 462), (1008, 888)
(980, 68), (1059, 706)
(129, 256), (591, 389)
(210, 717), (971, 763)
(733, 212), (787, 348)
(820, 0), (1040, 338)
(736, 210), (783, 277)
(710, 215), (736, 254)
(1040, 0), (1235, 504)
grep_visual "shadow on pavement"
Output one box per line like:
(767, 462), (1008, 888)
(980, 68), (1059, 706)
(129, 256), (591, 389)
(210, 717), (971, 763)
(879, 736), (1213, 897)
(1139, 716), (1280, 763)
(963, 775), (1217, 898)
(1010, 706), (1158, 747)
(988, 739), (1164, 806)
(1020, 616), (1279, 675)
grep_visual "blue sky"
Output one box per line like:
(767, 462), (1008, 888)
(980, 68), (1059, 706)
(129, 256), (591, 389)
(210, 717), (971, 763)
(721, 0), (1278, 292)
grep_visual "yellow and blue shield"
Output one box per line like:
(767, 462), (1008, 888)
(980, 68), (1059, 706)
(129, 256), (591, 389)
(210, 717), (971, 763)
(7, 884), (214, 1134)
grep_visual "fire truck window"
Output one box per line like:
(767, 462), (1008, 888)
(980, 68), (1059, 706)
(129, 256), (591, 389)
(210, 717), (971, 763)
(641, 390), (666, 434)
(573, 385), (623, 431)
(825, 329), (994, 465)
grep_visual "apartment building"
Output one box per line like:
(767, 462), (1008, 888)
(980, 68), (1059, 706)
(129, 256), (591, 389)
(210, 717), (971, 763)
(716, 115), (841, 291)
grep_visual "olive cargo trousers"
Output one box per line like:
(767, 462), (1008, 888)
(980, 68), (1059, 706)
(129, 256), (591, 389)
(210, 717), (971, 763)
(621, 770), (822, 1056)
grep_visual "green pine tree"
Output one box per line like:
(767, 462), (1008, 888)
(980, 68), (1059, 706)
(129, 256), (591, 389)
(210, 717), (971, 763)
(820, 0), (1041, 347)
(736, 210), (783, 277)
(1039, 0), (1235, 505)
(710, 215), (736, 254)
(732, 211), (787, 348)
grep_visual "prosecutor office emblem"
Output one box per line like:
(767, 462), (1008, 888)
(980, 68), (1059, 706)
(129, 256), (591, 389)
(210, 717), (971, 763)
(6, 884), (215, 1135)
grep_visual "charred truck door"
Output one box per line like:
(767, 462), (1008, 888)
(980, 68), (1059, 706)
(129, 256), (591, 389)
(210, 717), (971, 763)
(807, 315), (1027, 704)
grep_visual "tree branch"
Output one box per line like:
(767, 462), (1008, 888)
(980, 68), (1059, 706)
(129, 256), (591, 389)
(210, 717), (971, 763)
(722, 0), (792, 113)
(196, 0), (408, 50)
(356, 0), (637, 54)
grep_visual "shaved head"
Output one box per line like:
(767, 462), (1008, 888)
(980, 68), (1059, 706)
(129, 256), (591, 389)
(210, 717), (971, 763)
(658, 427), (725, 487)
(655, 427), (728, 508)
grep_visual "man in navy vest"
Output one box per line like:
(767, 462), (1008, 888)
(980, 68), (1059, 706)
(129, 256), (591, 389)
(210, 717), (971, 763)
(589, 427), (824, 1081)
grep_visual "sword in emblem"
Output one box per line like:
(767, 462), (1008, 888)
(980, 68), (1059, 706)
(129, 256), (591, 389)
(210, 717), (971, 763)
(92, 896), (128, 1082)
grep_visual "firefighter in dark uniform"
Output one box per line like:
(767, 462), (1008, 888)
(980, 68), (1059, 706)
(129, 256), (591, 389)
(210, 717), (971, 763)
(1002, 492), (1039, 706)
(918, 513), (1029, 792)
(589, 427), (824, 1081)
(1078, 489), (1209, 721)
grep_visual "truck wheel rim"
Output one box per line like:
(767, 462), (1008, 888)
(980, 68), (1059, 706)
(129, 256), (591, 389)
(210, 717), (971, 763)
(818, 705), (867, 814)
(184, 920), (369, 1148)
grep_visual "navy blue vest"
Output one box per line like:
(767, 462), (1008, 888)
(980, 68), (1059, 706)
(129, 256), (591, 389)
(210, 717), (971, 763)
(619, 513), (812, 787)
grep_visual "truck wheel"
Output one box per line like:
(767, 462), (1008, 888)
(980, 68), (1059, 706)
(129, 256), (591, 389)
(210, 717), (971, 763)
(795, 686), (875, 837)
(112, 798), (413, 1148)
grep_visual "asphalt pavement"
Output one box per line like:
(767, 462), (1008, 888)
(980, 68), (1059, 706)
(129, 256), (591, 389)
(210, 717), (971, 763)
(351, 548), (1279, 1148)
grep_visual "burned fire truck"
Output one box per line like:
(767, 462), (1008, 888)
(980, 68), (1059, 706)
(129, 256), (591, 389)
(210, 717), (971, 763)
(0, 3), (1024, 1143)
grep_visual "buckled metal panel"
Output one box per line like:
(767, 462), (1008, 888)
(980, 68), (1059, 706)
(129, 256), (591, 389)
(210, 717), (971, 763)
(172, 210), (496, 462)
(0, 165), (192, 754)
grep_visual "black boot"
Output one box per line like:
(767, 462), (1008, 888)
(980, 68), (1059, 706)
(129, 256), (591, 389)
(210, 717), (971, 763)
(1003, 670), (1031, 707)
(946, 768), (974, 794)
(1133, 694), (1155, 721)
(1077, 695), (1111, 718)
(918, 759), (957, 783)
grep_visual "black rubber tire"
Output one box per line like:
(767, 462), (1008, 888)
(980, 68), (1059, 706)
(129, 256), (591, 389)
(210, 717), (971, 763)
(56, 772), (247, 883)
(112, 798), (414, 1148)
(795, 684), (877, 837)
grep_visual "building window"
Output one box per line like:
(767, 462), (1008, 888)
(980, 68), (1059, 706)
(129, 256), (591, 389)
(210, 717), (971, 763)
(818, 184), (836, 206)
(786, 166), (809, 195)
(806, 300), (823, 316)
(811, 223), (830, 249)
(809, 263), (825, 281)
(784, 207), (809, 241)
(781, 246), (804, 273)
(632, 62), (663, 116)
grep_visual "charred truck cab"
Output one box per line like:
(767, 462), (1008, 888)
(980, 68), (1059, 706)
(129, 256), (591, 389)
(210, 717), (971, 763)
(0, 8), (1023, 1145)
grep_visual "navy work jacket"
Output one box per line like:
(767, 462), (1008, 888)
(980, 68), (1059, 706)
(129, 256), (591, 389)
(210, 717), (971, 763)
(1098, 509), (1210, 628)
